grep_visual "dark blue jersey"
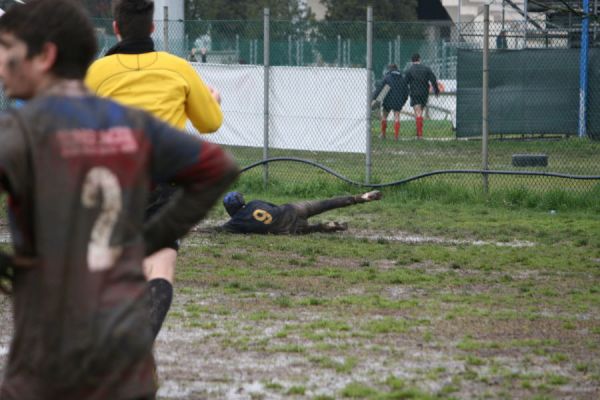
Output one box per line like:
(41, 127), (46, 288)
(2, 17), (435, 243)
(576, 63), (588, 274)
(223, 200), (298, 234)
(373, 70), (409, 111)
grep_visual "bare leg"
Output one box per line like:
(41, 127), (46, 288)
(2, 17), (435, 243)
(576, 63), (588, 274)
(144, 248), (177, 283)
(414, 104), (424, 118)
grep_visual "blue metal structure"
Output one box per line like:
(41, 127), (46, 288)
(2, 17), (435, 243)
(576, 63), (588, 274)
(579, 0), (590, 138)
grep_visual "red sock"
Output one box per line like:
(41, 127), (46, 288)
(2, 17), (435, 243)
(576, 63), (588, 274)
(416, 117), (423, 137)
(380, 120), (387, 137)
(394, 121), (400, 139)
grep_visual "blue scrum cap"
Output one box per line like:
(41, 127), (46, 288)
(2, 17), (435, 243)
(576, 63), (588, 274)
(223, 191), (245, 216)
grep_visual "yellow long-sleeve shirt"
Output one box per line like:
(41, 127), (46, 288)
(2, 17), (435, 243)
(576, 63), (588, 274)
(85, 51), (222, 133)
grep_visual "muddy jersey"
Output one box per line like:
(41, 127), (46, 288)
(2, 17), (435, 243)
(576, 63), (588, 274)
(222, 200), (298, 234)
(0, 94), (233, 400)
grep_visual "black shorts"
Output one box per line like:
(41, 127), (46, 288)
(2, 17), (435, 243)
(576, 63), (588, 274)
(410, 93), (429, 107)
(383, 95), (408, 112)
(145, 184), (180, 251)
(383, 106), (402, 113)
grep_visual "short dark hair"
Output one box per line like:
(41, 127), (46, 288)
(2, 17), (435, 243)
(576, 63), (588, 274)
(112, 0), (154, 40)
(0, 0), (97, 79)
(387, 63), (398, 71)
(411, 53), (420, 62)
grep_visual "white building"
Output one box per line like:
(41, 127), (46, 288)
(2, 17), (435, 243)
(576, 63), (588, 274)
(443, 0), (527, 24)
(305, 0), (532, 25)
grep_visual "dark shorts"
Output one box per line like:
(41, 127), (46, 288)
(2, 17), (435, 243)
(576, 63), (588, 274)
(410, 93), (429, 107)
(145, 184), (180, 251)
(382, 94), (408, 112)
(383, 105), (403, 113)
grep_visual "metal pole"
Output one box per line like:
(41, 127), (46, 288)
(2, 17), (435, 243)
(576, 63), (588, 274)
(482, 4), (490, 193)
(345, 40), (349, 66)
(347, 39), (351, 65)
(396, 35), (401, 66)
(337, 35), (341, 66)
(458, 0), (462, 37)
(288, 35), (292, 65)
(366, 6), (373, 184)
(579, 0), (590, 138)
(263, 8), (270, 186)
(523, 0), (528, 48)
(163, 6), (169, 53)
(501, 0), (506, 31)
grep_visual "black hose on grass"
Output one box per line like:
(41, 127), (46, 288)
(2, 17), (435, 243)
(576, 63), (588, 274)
(240, 157), (600, 188)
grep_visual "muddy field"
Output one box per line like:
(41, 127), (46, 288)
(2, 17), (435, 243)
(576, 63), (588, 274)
(1, 217), (599, 399)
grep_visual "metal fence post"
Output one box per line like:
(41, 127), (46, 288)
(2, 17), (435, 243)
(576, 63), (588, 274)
(263, 8), (270, 187)
(523, 0), (528, 48)
(337, 35), (341, 66)
(482, 4), (490, 193)
(163, 6), (169, 53)
(395, 35), (401, 66)
(366, 6), (373, 184)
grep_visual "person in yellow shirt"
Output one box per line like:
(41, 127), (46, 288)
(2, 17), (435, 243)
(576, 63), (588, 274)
(86, 0), (225, 339)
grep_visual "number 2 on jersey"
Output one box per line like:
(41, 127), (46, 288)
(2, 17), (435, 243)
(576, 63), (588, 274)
(81, 167), (123, 272)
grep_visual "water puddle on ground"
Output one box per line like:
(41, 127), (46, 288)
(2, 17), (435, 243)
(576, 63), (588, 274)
(352, 231), (535, 248)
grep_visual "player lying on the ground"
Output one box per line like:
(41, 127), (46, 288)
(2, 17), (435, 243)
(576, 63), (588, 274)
(220, 190), (382, 234)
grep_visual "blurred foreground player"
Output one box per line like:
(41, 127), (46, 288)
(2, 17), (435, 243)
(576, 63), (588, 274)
(0, 1), (237, 398)
(221, 191), (382, 234)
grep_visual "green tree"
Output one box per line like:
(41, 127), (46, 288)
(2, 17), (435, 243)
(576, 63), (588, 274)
(320, 0), (417, 22)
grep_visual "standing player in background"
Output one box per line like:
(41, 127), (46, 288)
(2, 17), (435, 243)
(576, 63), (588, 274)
(0, 0), (237, 398)
(404, 53), (440, 139)
(372, 64), (408, 140)
(86, 0), (224, 339)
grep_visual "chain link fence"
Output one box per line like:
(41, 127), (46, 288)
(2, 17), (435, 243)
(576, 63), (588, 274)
(163, 12), (596, 193)
(2, 10), (598, 193)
